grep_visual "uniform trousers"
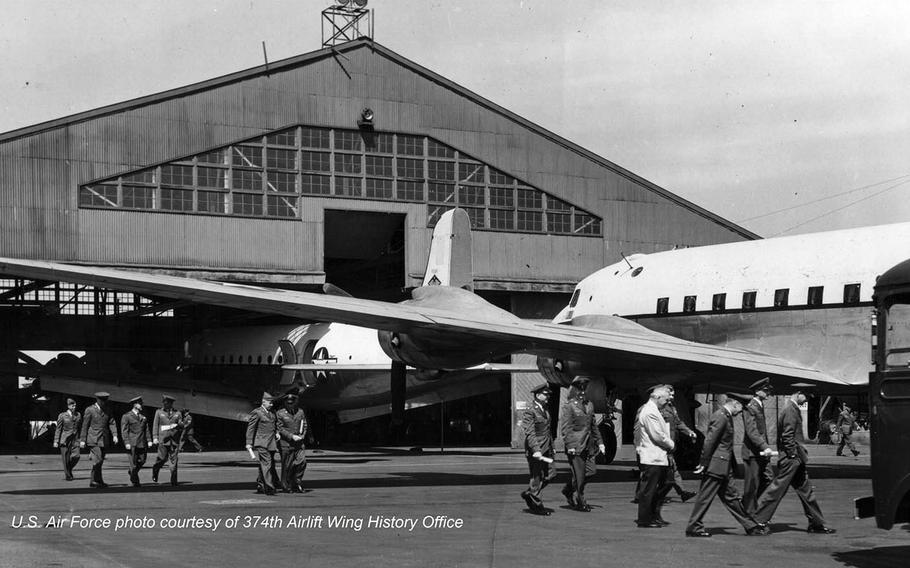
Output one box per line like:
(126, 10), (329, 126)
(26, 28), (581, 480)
(152, 443), (180, 485)
(523, 453), (556, 509)
(741, 455), (773, 516)
(753, 455), (826, 526)
(685, 473), (759, 533)
(563, 450), (596, 507)
(255, 448), (282, 493)
(637, 464), (671, 523)
(837, 433), (858, 455)
(88, 446), (107, 484)
(279, 445), (307, 491)
(127, 447), (148, 484)
(59, 437), (80, 479)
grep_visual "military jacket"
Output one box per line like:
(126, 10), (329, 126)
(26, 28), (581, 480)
(153, 408), (184, 446)
(246, 406), (278, 451)
(121, 411), (152, 448)
(560, 396), (603, 454)
(836, 409), (856, 435)
(521, 401), (553, 456)
(80, 403), (117, 447)
(661, 403), (694, 444)
(55, 410), (82, 445)
(741, 398), (771, 459)
(276, 408), (308, 450)
(699, 407), (736, 478)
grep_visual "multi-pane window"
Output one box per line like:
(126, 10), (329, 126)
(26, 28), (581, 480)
(79, 127), (602, 235)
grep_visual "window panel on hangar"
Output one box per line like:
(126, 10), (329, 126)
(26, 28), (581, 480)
(78, 125), (602, 237)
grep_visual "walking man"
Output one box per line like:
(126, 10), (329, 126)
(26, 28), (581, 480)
(560, 376), (605, 512)
(121, 396), (152, 487)
(521, 383), (556, 515)
(836, 403), (860, 457)
(79, 392), (118, 488)
(152, 394), (184, 486)
(54, 398), (81, 481)
(741, 377), (775, 516)
(276, 390), (308, 493)
(634, 385), (675, 528)
(246, 392), (282, 495)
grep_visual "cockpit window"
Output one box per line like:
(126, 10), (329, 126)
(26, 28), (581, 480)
(569, 289), (581, 308)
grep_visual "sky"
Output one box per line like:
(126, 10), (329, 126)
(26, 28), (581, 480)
(2, 0), (910, 237)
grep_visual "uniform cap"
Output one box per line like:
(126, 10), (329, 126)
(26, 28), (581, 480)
(94, 391), (110, 399)
(725, 392), (752, 404)
(646, 384), (669, 395)
(530, 383), (552, 395)
(161, 394), (176, 402)
(570, 376), (591, 386)
(749, 377), (773, 393)
(262, 391), (275, 401)
(129, 396), (143, 405)
(66, 398), (76, 405)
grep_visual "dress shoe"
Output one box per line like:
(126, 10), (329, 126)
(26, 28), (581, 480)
(655, 518), (671, 526)
(561, 487), (576, 508)
(852, 451), (860, 457)
(152, 472), (159, 483)
(686, 530), (711, 537)
(807, 525), (836, 534)
(636, 521), (664, 528)
(89, 481), (101, 488)
(521, 491), (536, 510)
(64, 475), (74, 481)
(680, 490), (697, 503)
(630, 498), (639, 504)
(575, 503), (592, 512)
(836, 452), (843, 456)
(531, 507), (551, 516)
(97, 481), (109, 488)
(746, 525), (769, 536)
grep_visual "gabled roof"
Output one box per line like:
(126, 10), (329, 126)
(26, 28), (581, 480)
(0, 38), (758, 240)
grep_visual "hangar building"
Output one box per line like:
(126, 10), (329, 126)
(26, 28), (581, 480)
(0, 37), (756, 447)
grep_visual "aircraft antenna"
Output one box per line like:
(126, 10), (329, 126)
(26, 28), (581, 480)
(619, 252), (634, 269)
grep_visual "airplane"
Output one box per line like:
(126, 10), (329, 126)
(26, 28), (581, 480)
(3, 210), (906, 431)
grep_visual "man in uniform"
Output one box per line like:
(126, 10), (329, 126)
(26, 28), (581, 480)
(178, 408), (204, 453)
(660, 385), (698, 503)
(754, 388), (836, 534)
(276, 389), (308, 493)
(53, 398), (81, 481)
(741, 377), (776, 516)
(560, 376), (605, 512)
(152, 394), (184, 486)
(836, 403), (860, 457)
(246, 391), (282, 495)
(121, 396), (152, 487)
(79, 392), (118, 488)
(520, 383), (556, 515)
(685, 393), (768, 537)
(634, 384), (675, 527)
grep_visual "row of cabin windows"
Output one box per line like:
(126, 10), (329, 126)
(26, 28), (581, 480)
(201, 354), (284, 365)
(655, 283), (862, 315)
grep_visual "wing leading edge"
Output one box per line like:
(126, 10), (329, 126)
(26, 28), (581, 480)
(0, 256), (842, 387)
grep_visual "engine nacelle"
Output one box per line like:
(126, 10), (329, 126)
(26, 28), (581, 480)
(378, 329), (514, 370)
(536, 357), (613, 414)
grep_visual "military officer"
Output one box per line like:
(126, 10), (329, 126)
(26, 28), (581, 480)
(741, 377), (776, 516)
(53, 398), (81, 480)
(178, 408), (204, 452)
(79, 392), (118, 488)
(835, 403), (860, 457)
(246, 392), (282, 495)
(685, 393), (767, 537)
(152, 394), (184, 486)
(520, 383), (556, 515)
(560, 376), (605, 512)
(754, 388), (836, 534)
(121, 396), (152, 487)
(276, 389), (308, 493)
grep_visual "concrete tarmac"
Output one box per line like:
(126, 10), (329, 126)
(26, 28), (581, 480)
(0, 444), (905, 568)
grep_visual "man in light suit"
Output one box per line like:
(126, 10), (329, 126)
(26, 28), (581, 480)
(79, 392), (118, 488)
(741, 377), (775, 516)
(54, 398), (81, 481)
(685, 393), (767, 537)
(560, 376), (605, 512)
(121, 396), (152, 487)
(521, 383), (556, 515)
(754, 388), (836, 534)
(634, 384), (675, 527)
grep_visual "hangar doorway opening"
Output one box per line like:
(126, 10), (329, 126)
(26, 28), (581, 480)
(323, 210), (406, 302)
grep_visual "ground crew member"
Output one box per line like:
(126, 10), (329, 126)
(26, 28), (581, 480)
(79, 392), (118, 489)
(276, 389), (308, 493)
(685, 393), (767, 537)
(246, 392), (281, 495)
(741, 377), (775, 516)
(152, 394), (184, 486)
(121, 396), (152, 487)
(560, 376), (605, 512)
(521, 383), (556, 515)
(179, 408), (204, 452)
(836, 403), (860, 457)
(53, 398), (81, 481)
(754, 388), (836, 534)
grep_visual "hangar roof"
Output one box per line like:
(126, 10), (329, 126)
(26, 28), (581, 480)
(0, 38), (758, 241)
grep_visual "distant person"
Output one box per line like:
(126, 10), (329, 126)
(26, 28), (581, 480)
(520, 383), (556, 515)
(741, 377), (775, 516)
(685, 393), (768, 537)
(246, 392), (282, 495)
(276, 389), (308, 493)
(120, 396), (152, 487)
(660, 385), (698, 503)
(560, 376), (605, 512)
(178, 409), (204, 452)
(152, 394), (184, 486)
(836, 403), (860, 457)
(79, 392), (118, 489)
(753, 388), (836, 534)
(634, 384), (674, 528)
(53, 398), (81, 481)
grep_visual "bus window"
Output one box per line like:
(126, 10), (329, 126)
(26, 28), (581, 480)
(885, 302), (910, 369)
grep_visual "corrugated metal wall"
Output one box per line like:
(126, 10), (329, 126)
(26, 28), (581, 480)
(0, 42), (750, 287)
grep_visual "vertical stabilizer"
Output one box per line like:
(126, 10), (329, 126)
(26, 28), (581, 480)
(423, 208), (474, 291)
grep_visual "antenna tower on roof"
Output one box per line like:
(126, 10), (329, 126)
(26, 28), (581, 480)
(322, 0), (373, 47)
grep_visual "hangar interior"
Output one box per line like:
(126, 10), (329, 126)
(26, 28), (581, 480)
(0, 35), (756, 449)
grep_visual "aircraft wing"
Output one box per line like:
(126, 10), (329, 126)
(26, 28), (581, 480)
(0, 257), (844, 387)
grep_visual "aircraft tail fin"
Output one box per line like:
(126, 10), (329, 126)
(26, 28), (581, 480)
(422, 208), (474, 291)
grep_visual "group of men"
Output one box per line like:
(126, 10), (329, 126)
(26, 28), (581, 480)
(53, 391), (200, 488)
(520, 376), (839, 537)
(245, 389), (309, 495)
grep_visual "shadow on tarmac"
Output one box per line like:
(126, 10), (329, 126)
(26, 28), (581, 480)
(832, 546), (910, 568)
